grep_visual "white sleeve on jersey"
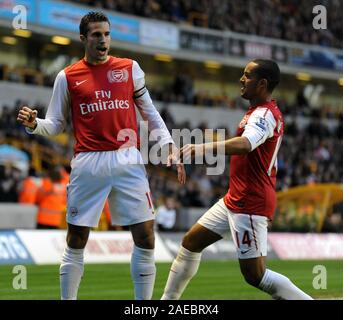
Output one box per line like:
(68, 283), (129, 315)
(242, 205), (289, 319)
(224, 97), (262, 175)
(132, 60), (174, 147)
(242, 107), (276, 151)
(27, 70), (69, 136)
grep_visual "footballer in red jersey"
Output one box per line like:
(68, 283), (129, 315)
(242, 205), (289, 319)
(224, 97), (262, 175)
(17, 11), (185, 300)
(162, 59), (312, 300)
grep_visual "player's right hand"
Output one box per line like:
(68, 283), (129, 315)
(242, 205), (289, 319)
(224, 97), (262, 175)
(17, 106), (38, 129)
(180, 144), (205, 163)
(166, 146), (186, 185)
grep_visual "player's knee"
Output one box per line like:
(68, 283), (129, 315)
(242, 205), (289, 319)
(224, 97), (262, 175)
(67, 235), (88, 249)
(241, 270), (263, 287)
(133, 232), (155, 249)
(182, 232), (202, 252)
(66, 228), (89, 249)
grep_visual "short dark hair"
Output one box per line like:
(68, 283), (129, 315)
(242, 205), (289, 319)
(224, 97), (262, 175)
(251, 59), (280, 92)
(79, 11), (110, 37)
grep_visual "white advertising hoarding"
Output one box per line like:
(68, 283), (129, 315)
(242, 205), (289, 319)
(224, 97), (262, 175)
(16, 230), (172, 264)
(268, 233), (343, 259)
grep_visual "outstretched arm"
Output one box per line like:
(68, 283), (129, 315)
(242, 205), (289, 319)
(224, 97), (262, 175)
(180, 107), (276, 161)
(180, 136), (251, 162)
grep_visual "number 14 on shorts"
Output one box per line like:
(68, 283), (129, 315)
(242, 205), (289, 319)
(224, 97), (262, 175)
(235, 231), (253, 254)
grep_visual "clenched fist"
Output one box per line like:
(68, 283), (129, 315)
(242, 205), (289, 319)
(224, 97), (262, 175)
(17, 106), (38, 129)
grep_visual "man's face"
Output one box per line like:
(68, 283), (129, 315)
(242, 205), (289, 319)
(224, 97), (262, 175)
(239, 62), (264, 100)
(81, 21), (110, 63)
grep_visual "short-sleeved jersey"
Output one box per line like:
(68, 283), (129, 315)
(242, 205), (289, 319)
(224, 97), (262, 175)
(64, 56), (137, 153)
(224, 100), (284, 220)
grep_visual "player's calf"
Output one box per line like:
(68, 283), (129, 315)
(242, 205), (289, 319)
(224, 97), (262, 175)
(161, 246), (202, 300)
(60, 246), (84, 300)
(241, 270), (264, 287)
(258, 269), (313, 300)
(130, 245), (156, 300)
(239, 257), (266, 287)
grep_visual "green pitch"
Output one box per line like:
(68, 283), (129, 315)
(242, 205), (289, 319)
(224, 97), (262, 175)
(0, 260), (342, 299)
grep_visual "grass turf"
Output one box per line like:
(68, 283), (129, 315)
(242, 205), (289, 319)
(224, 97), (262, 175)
(0, 260), (342, 300)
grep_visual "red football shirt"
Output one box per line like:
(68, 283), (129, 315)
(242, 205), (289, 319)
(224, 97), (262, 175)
(29, 56), (174, 154)
(224, 100), (284, 219)
(64, 56), (137, 153)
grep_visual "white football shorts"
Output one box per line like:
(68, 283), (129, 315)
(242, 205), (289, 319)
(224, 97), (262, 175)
(198, 198), (268, 259)
(66, 147), (155, 227)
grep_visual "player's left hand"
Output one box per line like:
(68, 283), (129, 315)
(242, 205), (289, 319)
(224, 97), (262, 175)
(167, 147), (186, 185)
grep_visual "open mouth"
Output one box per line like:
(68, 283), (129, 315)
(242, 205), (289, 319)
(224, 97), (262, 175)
(96, 47), (107, 55)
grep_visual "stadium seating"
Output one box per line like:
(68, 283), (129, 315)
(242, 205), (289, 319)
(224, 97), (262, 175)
(68, 0), (343, 49)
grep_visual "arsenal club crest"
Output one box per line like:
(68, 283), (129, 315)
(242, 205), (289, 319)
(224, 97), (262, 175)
(107, 69), (129, 83)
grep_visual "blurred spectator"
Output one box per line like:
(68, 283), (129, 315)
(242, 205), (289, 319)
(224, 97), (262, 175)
(172, 73), (194, 104)
(336, 115), (343, 139)
(35, 166), (67, 229)
(18, 167), (39, 204)
(156, 196), (177, 231)
(0, 64), (6, 80)
(296, 87), (309, 111)
(0, 163), (21, 202)
(322, 203), (343, 232)
(177, 180), (203, 207)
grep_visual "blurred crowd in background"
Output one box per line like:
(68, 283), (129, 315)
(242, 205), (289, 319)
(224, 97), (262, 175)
(0, 97), (343, 200)
(1, 99), (343, 218)
(68, 0), (343, 49)
(1, 0), (343, 232)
